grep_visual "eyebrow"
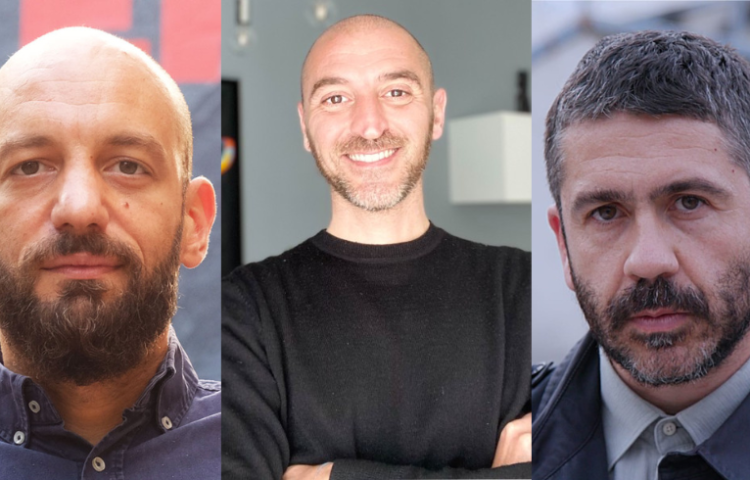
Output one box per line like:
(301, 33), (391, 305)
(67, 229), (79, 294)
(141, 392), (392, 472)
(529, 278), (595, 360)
(381, 70), (423, 89)
(571, 178), (732, 215)
(308, 70), (424, 101)
(0, 135), (55, 161)
(649, 178), (730, 201)
(104, 133), (167, 161)
(571, 188), (633, 215)
(0, 133), (167, 164)
(309, 76), (349, 101)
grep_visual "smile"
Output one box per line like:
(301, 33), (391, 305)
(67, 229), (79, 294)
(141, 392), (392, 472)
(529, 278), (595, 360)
(347, 149), (397, 163)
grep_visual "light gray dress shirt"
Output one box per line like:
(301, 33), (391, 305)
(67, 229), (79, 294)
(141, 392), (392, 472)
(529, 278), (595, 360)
(600, 347), (750, 480)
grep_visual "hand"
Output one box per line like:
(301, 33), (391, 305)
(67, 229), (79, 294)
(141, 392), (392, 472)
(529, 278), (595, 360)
(283, 462), (333, 480)
(492, 412), (531, 467)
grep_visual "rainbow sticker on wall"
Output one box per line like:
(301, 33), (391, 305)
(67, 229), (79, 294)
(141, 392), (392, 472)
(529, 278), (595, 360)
(221, 136), (237, 175)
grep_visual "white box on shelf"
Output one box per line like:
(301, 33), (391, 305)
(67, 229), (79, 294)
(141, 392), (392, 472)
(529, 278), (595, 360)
(448, 111), (531, 204)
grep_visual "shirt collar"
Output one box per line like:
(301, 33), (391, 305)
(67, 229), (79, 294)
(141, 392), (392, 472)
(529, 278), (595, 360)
(676, 352), (750, 446)
(599, 347), (663, 471)
(0, 328), (199, 441)
(600, 346), (750, 471)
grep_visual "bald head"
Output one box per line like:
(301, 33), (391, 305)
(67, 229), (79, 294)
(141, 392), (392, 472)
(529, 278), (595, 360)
(0, 27), (193, 180)
(300, 14), (434, 103)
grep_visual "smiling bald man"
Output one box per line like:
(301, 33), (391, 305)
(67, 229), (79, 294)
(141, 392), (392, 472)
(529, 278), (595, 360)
(222, 14), (531, 480)
(0, 27), (219, 478)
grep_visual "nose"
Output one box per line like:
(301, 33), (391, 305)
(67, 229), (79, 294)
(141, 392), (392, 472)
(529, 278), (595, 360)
(351, 95), (388, 140)
(50, 161), (109, 233)
(623, 214), (678, 282)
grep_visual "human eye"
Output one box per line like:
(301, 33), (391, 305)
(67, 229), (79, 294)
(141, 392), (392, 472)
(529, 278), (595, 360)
(385, 89), (408, 98)
(107, 160), (148, 175)
(673, 195), (705, 212)
(10, 160), (53, 176)
(323, 94), (348, 105)
(590, 205), (620, 222)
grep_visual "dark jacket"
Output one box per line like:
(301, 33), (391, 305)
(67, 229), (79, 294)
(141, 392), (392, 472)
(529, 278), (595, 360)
(531, 333), (750, 480)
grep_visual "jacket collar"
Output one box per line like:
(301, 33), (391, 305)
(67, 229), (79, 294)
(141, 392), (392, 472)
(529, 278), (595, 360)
(532, 333), (609, 480)
(533, 332), (750, 480)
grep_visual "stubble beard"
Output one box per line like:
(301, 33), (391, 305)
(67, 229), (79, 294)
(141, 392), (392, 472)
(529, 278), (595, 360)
(0, 228), (182, 386)
(309, 124), (433, 213)
(571, 262), (750, 387)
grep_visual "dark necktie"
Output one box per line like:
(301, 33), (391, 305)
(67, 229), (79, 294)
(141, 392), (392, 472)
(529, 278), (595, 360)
(657, 453), (724, 480)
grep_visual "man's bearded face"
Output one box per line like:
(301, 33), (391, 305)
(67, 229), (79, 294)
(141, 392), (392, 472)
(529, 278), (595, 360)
(0, 229), (181, 386)
(309, 127), (432, 212)
(573, 266), (750, 386)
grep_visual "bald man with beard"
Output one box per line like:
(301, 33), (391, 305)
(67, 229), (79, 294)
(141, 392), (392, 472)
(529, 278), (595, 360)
(222, 14), (531, 480)
(0, 27), (219, 478)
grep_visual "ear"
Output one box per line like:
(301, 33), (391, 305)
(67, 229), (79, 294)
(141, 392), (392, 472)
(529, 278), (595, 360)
(431, 88), (447, 140)
(297, 102), (311, 152)
(180, 176), (217, 269)
(548, 204), (575, 291)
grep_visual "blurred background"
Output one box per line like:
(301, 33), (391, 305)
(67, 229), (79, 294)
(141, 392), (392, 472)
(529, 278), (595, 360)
(532, 1), (750, 364)
(0, 0), (221, 380)
(221, 0), (532, 267)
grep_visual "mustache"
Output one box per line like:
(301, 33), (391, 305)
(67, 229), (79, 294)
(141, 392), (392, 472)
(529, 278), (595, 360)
(22, 231), (138, 269)
(338, 131), (404, 153)
(606, 276), (710, 329)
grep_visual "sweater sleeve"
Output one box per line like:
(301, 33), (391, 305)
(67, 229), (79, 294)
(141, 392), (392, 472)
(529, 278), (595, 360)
(221, 271), (290, 480)
(330, 460), (531, 479)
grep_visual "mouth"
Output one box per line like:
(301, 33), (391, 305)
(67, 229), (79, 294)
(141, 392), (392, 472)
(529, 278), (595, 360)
(346, 148), (398, 164)
(628, 309), (690, 333)
(41, 253), (123, 280)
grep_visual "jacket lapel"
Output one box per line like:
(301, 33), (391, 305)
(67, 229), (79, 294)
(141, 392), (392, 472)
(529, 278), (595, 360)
(533, 334), (609, 480)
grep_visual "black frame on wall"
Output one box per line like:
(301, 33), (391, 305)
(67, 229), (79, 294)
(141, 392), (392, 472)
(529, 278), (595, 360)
(221, 79), (242, 275)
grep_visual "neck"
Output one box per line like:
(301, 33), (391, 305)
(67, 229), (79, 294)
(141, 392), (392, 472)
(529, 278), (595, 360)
(0, 330), (170, 445)
(611, 333), (750, 415)
(327, 182), (430, 244)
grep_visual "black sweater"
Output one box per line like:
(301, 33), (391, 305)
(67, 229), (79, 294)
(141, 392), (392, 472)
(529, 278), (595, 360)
(222, 225), (531, 479)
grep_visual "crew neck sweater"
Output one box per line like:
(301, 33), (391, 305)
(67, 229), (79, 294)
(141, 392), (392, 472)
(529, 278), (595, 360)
(222, 225), (531, 479)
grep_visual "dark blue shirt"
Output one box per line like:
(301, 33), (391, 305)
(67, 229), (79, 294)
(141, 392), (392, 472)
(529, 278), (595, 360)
(0, 333), (220, 479)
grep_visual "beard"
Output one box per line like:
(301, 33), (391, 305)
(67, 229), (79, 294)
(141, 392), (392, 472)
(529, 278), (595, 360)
(309, 126), (433, 212)
(572, 264), (750, 387)
(0, 228), (182, 386)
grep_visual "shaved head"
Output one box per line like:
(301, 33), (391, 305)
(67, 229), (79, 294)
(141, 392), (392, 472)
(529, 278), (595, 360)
(0, 27), (193, 180)
(301, 14), (433, 103)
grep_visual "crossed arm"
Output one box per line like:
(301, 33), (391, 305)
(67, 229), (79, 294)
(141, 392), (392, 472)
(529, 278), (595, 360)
(283, 414), (531, 480)
(221, 274), (531, 480)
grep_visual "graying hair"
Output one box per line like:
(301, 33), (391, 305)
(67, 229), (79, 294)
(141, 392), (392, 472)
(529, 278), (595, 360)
(545, 30), (750, 210)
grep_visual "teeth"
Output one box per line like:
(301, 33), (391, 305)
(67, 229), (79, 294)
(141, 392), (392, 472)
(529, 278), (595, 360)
(348, 149), (396, 163)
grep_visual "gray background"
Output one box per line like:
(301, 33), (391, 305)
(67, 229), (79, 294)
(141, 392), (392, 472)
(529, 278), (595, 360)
(222, 0), (532, 263)
(531, 1), (750, 364)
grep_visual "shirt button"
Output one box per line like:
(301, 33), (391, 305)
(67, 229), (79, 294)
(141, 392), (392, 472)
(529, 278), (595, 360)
(13, 431), (25, 444)
(28, 400), (41, 413)
(662, 421), (677, 436)
(92, 457), (106, 472)
(161, 416), (173, 430)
